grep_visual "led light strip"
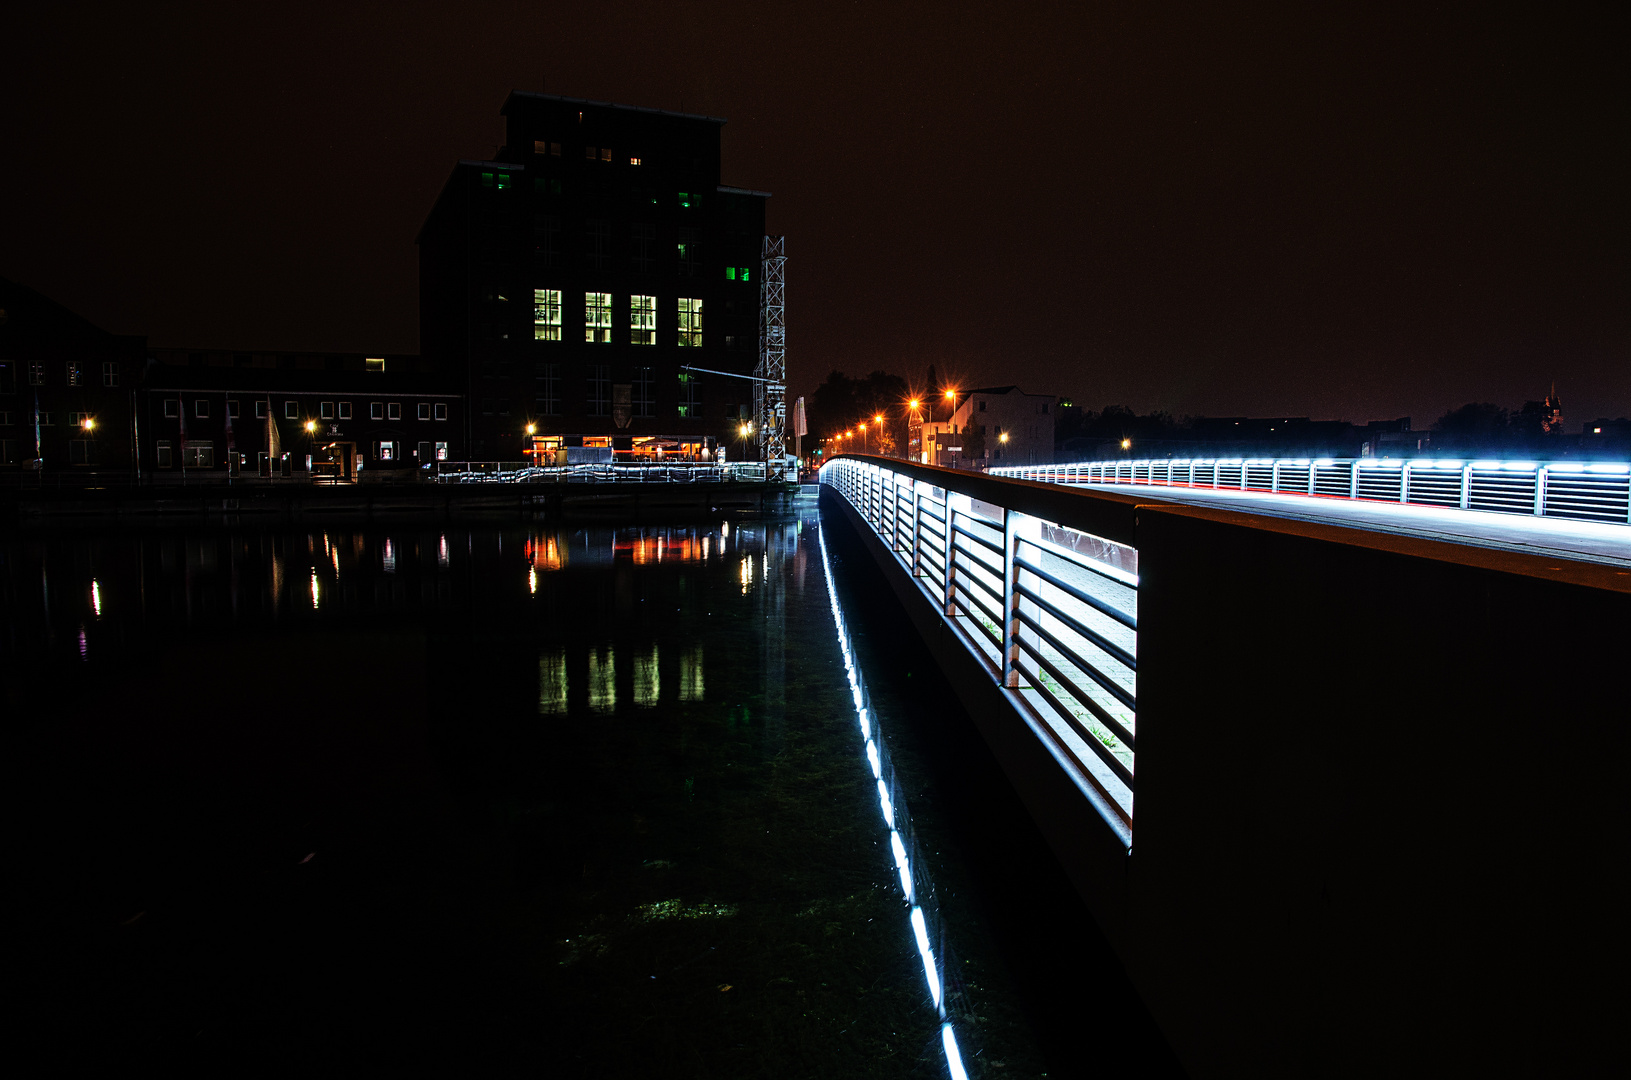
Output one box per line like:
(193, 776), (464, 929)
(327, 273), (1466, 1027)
(816, 523), (971, 1080)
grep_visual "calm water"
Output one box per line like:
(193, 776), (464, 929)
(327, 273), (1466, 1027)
(7, 508), (1181, 1077)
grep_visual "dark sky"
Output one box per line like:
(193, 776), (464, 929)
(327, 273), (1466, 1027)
(4, 2), (1627, 427)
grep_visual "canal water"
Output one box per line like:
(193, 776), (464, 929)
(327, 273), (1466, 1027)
(7, 506), (1182, 1077)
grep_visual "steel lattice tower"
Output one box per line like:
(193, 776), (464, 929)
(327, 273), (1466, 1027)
(756, 235), (787, 470)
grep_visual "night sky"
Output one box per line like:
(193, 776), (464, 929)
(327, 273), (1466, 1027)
(5, 3), (1626, 427)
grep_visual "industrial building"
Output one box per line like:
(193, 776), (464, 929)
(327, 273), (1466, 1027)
(417, 92), (773, 463)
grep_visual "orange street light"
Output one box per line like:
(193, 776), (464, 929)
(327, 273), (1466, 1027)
(81, 417), (96, 432)
(1121, 438), (1132, 450)
(304, 420), (317, 434)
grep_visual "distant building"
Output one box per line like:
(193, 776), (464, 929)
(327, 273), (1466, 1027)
(418, 92), (771, 462)
(1359, 417), (1429, 458)
(138, 349), (462, 479)
(922, 386), (1056, 468)
(0, 276), (145, 475)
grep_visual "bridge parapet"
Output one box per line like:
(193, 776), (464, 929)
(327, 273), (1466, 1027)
(994, 456), (1631, 524)
(824, 454), (1143, 837)
(822, 451), (1630, 1078)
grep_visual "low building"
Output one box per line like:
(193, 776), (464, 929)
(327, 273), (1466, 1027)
(922, 385), (1056, 468)
(0, 275), (145, 476)
(140, 350), (463, 479)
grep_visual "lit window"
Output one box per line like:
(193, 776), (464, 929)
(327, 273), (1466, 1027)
(388, 402), (401, 421)
(630, 295), (656, 345)
(285, 402), (298, 419)
(481, 171), (494, 186)
(67, 361), (84, 386)
(533, 288), (562, 340)
(366, 357), (385, 373)
(320, 402), (334, 420)
(633, 366), (654, 418)
(371, 402), (383, 420)
(102, 362), (119, 387)
(417, 402), (431, 420)
(585, 292), (612, 343)
(497, 173), (510, 190)
(585, 145), (597, 160)
(677, 298), (703, 347)
(435, 441), (448, 460)
(338, 402), (352, 420)
(600, 148), (612, 162)
(587, 364), (611, 416)
(434, 403), (448, 421)
(677, 191), (693, 208)
(725, 266), (751, 282)
(629, 156), (641, 166)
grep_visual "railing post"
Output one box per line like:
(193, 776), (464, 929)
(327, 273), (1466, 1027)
(1534, 465), (1548, 516)
(943, 494), (960, 617)
(1460, 463), (1473, 509)
(1401, 461), (1413, 504)
(998, 512), (1011, 688)
(911, 483), (923, 577)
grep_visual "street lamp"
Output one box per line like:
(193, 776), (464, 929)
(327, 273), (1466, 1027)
(81, 417), (96, 432)
(1121, 438), (1132, 451)
(944, 388), (960, 466)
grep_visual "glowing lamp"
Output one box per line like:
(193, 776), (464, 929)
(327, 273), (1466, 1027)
(81, 418), (96, 432)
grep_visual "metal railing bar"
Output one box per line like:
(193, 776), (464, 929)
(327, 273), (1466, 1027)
(1015, 550), (1138, 631)
(1015, 581), (1138, 672)
(951, 518), (1005, 556)
(1013, 645), (1137, 788)
(1013, 606), (1138, 718)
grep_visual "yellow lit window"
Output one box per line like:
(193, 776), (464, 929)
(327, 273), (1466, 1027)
(534, 288), (562, 341)
(677, 298), (702, 347)
(585, 292), (612, 343)
(630, 295), (656, 345)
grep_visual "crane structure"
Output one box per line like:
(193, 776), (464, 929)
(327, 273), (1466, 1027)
(755, 235), (787, 474)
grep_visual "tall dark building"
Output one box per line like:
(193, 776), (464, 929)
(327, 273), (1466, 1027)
(418, 92), (770, 462)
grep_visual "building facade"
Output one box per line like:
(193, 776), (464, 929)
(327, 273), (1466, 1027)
(419, 92), (771, 462)
(0, 276), (145, 476)
(139, 349), (462, 480)
(921, 386), (1057, 468)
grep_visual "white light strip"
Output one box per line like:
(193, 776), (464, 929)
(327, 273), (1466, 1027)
(816, 521), (968, 1078)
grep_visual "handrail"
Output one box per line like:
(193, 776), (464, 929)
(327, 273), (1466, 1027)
(821, 453), (1141, 833)
(991, 457), (1631, 525)
(423, 461), (781, 485)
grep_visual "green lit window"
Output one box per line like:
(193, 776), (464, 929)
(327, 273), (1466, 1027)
(677, 191), (692, 208)
(534, 289), (562, 341)
(585, 292), (612, 343)
(678, 372), (700, 418)
(481, 172), (493, 187)
(630, 295), (656, 345)
(677, 298), (702, 348)
(497, 173), (511, 190)
(739, 266), (750, 282)
(725, 267), (735, 281)
(726, 266), (751, 282)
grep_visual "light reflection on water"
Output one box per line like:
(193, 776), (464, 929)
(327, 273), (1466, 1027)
(2, 513), (1046, 1076)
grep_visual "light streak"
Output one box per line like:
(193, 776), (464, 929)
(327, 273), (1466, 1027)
(816, 522), (969, 1076)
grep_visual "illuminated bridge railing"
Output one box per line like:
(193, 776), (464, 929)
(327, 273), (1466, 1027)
(425, 461), (771, 484)
(822, 456), (1138, 837)
(991, 458), (1631, 524)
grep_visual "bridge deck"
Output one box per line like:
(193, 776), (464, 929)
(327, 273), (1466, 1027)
(1064, 481), (1631, 568)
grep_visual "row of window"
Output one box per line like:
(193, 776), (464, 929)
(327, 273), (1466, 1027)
(534, 290), (704, 346)
(148, 441), (451, 467)
(11, 361), (121, 388)
(159, 399), (451, 421)
(1, 410), (87, 428)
